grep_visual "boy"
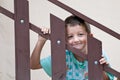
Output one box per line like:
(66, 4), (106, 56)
(30, 15), (114, 80)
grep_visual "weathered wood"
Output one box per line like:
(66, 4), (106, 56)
(14, 0), (30, 80)
(48, 0), (120, 40)
(50, 14), (66, 80)
(88, 36), (103, 80)
(0, 0), (120, 79)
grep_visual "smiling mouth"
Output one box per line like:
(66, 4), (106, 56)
(72, 44), (82, 49)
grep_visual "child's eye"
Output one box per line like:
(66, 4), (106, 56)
(78, 33), (84, 36)
(67, 35), (73, 39)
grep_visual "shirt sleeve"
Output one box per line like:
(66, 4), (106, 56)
(40, 56), (52, 77)
(106, 72), (114, 80)
(102, 51), (114, 80)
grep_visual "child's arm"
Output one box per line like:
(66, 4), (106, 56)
(30, 27), (50, 69)
(103, 71), (109, 80)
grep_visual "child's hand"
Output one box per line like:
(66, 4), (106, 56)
(41, 27), (50, 34)
(38, 27), (50, 41)
(99, 57), (109, 65)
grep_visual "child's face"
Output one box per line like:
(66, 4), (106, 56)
(66, 24), (88, 53)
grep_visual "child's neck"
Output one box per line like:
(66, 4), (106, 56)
(74, 50), (87, 62)
(74, 54), (84, 62)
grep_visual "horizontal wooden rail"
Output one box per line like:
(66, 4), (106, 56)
(1, 0), (120, 79)
(48, 0), (120, 40)
(0, 6), (14, 19)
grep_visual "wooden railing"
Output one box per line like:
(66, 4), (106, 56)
(0, 0), (120, 80)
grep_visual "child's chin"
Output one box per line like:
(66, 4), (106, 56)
(73, 46), (81, 50)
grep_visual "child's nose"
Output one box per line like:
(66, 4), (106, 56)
(74, 36), (79, 42)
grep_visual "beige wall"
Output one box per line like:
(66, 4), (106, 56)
(0, 0), (120, 80)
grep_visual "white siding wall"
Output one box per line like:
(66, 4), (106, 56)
(0, 0), (120, 80)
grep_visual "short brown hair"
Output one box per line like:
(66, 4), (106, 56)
(65, 15), (91, 34)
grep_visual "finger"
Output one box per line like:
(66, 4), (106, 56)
(100, 60), (106, 64)
(41, 27), (48, 34)
(99, 57), (105, 62)
(44, 28), (47, 34)
(45, 28), (50, 34)
(99, 57), (109, 64)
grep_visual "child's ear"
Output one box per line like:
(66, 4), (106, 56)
(89, 33), (93, 37)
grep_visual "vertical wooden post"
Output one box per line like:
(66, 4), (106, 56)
(14, 0), (30, 80)
(1, 0), (120, 79)
(88, 36), (103, 80)
(50, 14), (66, 80)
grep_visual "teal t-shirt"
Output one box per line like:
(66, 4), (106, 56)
(40, 50), (114, 80)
